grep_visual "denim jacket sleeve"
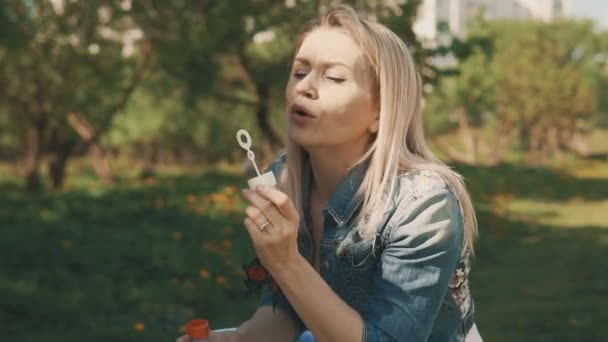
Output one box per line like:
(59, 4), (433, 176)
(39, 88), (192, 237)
(362, 186), (465, 342)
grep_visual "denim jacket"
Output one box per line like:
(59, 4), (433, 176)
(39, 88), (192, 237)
(258, 153), (475, 342)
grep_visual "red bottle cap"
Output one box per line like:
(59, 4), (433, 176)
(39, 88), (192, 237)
(187, 319), (210, 339)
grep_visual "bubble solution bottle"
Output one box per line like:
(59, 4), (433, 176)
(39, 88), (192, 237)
(186, 319), (210, 342)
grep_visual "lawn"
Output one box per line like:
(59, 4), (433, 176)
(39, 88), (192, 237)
(0, 157), (607, 341)
(455, 160), (608, 341)
(0, 170), (259, 341)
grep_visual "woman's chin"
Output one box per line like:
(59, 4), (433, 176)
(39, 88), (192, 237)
(287, 128), (311, 147)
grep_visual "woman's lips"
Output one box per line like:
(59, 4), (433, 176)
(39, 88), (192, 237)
(291, 104), (315, 118)
(291, 111), (314, 124)
(290, 104), (316, 124)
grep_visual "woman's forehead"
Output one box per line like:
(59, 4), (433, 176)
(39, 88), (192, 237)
(295, 28), (363, 68)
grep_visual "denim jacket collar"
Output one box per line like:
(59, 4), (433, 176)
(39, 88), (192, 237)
(302, 156), (369, 227)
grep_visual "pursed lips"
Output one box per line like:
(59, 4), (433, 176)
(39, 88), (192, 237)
(291, 104), (316, 118)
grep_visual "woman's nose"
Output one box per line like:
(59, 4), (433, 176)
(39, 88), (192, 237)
(295, 75), (318, 99)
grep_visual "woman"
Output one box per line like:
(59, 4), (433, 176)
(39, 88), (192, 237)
(179, 5), (478, 342)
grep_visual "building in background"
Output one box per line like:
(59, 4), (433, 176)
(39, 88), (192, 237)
(414, 0), (572, 41)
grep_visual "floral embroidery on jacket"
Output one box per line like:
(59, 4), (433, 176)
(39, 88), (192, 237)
(447, 249), (472, 318)
(242, 257), (281, 312)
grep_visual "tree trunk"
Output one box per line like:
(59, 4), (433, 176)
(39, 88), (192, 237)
(456, 107), (477, 164)
(47, 147), (71, 190)
(567, 130), (589, 157)
(67, 112), (114, 184)
(46, 124), (76, 190)
(313, 0), (322, 15)
(237, 53), (283, 154)
(255, 84), (283, 152)
(527, 126), (543, 165)
(487, 119), (512, 166)
(140, 143), (159, 178)
(545, 126), (560, 162)
(90, 142), (114, 185)
(23, 121), (45, 191)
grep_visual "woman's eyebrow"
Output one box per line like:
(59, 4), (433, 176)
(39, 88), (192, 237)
(294, 57), (352, 69)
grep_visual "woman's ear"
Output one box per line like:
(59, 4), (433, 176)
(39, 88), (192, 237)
(369, 114), (380, 134)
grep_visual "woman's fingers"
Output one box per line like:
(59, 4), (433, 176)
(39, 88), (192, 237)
(244, 205), (272, 231)
(255, 186), (300, 223)
(175, 335), (188, 342)
(243, 217), (264, 244)
(241, 189), (285, 228)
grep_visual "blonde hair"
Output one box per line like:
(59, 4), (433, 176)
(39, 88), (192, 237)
(278, 5), (478, 255)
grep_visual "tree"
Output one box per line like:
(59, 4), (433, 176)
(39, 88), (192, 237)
(133, 0), (427, 155)
(428, 18), (606, 164)
(491, 20), (599, 163)
(1, 1), (431, 188)
(0, 1), (150, 190)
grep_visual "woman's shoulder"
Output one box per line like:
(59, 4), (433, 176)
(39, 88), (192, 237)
(389, 169), (464, 231)
(385, 169), (465, 250)
(395, 169), (452, 202)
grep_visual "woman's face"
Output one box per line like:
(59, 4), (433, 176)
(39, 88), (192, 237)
(285, 27), (378, 150)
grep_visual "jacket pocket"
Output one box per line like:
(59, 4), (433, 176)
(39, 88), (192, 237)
(347, 238), (377, 269)
(339, 238), (379, 311)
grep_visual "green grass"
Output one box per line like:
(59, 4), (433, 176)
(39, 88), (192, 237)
(0, 171), (259, 341)
(453, 161), (608, 342)
(1, 158), (607, 341)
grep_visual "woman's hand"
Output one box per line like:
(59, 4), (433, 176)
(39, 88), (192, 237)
(241, 185), (301, 277)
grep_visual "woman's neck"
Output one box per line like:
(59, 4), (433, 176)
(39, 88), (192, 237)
(307, 138), (369, 204)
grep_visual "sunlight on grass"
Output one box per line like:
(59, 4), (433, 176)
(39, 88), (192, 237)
(570, 160), (608, 179)
(506, 199), (608, 229)
(584, 129), (608, 155)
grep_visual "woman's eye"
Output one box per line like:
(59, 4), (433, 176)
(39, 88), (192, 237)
(293, 72), (307, 79)
(327, 76), (345, 83)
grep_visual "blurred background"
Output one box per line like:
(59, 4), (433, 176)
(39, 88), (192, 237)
(1, 0), (607, 341)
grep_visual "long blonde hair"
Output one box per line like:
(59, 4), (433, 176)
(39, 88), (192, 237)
(278, 5), (478, 255)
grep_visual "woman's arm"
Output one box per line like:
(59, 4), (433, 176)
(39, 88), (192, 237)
(273, 255), (365, 342)
(240, 184), (364, 341)
(237, 306), (301, 342)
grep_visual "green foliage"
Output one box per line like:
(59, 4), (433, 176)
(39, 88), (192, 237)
(491, 21), (596, 124)
(0, 1), (151, 188)
(425, 18), (608, 161)
(106, 88), (262, 163)
(1, 0), (435, 187)
(106, 90), (170, 146)
(1, 1), (146, 119)
(0, 103), (24, 157)
(117, 0), (430, 163)
(0, 1), (36, 49)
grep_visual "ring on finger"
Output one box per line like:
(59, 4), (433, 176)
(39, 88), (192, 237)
(259, 221), (271, 231)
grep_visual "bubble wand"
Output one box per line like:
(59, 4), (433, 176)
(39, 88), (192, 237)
(236, 129), (277, 189)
